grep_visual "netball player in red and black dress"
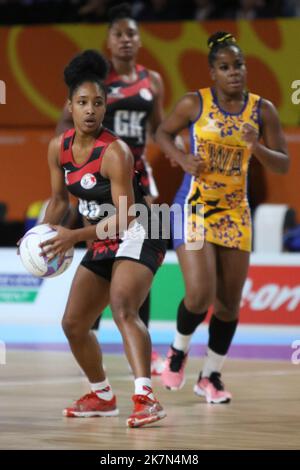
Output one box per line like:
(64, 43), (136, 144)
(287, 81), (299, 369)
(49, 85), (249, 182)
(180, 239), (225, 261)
(40, 50), (167, 428)
(57, 3), (165, 375)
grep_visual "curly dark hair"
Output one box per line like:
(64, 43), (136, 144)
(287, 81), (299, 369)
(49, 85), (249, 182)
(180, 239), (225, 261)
(64, 49), (109, 98)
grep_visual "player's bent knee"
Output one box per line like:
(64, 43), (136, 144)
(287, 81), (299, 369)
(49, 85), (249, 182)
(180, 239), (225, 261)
(215, 304), (240, 322)
(216, 296), (241, 320)
(62, 317), (87, 341)
(112, 309), (137, 325)
(185, 288), (214, 313)
(111, 298), (137, 324)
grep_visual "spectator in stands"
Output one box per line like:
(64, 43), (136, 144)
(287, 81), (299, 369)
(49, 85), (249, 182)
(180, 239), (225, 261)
(190, 0), (220, 20)
(226, 0), (266, 20)
(77, 0), (110, 22)
(135, 0), (181, 21)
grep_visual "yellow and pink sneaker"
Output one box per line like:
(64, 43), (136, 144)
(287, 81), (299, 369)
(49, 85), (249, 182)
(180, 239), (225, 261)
(161, 346), (188, 391)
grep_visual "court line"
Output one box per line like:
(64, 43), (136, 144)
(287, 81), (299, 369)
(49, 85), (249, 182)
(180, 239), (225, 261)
(1, 368), (298, 387)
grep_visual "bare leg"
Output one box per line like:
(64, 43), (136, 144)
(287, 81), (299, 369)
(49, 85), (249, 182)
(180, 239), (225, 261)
(110, 260), (153, 378)
(176, 242), (217, 313)
(62, 265), (110, 383)
(198, 246), (250, 398)
(215, 246), (250, 321)
(161, 242), (218, 391)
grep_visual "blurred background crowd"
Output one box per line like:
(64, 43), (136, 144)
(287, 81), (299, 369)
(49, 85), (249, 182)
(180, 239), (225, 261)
(0, 0), (299, 25)
(0, 0), (299, 253)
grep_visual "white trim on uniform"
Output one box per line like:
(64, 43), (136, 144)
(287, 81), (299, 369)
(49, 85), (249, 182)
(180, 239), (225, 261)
(142, 154), (159, 198)
(116, 220), (146, 260)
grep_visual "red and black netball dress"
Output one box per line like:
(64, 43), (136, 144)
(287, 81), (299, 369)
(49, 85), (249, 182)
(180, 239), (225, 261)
(60, 127), (166, 280)
(103, 63), (158, 197)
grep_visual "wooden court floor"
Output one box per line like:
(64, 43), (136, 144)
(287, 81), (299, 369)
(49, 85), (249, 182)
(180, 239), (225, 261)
(0, 349), (299, 450)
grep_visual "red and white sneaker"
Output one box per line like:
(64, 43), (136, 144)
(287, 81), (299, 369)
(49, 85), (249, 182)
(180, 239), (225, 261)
(193, 372), (232, 404)
(63, 392), (119, 417)
(151, 350), (165, 376)
(161, 346), (188, 390)
(127, 394), (166, 428)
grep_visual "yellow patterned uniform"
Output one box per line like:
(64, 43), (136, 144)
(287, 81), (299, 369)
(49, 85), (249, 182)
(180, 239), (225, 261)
(172, 87), (262, 252)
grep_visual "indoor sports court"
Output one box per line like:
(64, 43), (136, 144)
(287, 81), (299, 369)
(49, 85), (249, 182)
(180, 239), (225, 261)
(1, 0), (300, 452)
(1, 352), (299, 450)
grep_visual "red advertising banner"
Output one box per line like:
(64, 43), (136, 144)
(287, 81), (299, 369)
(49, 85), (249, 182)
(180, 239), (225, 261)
(241, 266), (300, 324)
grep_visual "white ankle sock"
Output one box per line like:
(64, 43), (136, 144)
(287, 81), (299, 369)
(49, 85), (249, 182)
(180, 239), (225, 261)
(134, 377), (154, 400)
(90, 379), (114, 401)
(202, 348), (226, 378)
(173, 332), (192, 353)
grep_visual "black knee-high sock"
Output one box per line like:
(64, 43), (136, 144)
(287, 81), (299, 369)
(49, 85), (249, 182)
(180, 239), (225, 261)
(139, 293), (150, 328)
(176, 300), (207, 336)
(208, 315), (238, 356)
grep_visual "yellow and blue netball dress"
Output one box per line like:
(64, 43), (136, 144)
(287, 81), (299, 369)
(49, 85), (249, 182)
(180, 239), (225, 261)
(172, 87), (262, 252)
